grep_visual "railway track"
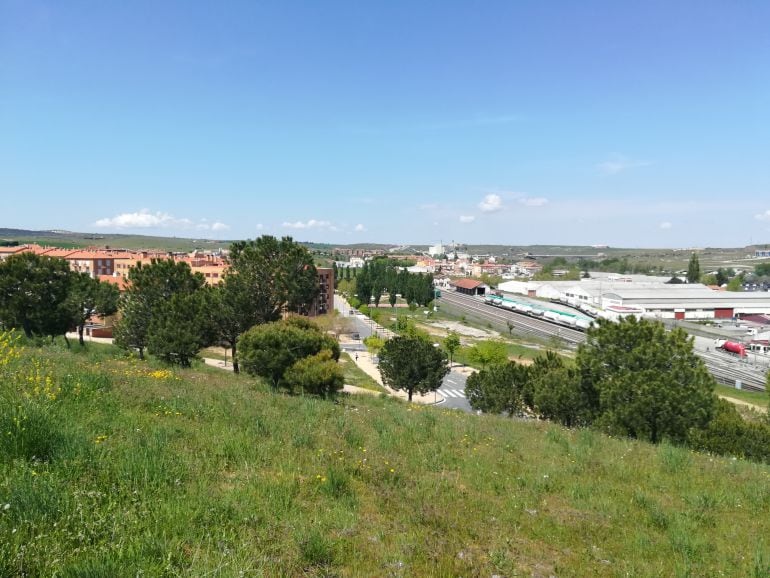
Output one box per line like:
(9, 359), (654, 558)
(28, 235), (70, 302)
(440, 290), (767, 391)
(440, 290), (585, 344)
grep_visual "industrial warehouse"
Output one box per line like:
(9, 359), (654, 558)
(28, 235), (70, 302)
(496, 277), (770, 321)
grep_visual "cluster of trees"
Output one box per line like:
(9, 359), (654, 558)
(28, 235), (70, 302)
(0, 237), (353, 398)
(533, 257), (581, 281)
(577, 257), (665, 276)
(0, 253), (119, 346)
(115, 236), (319, 370)
(352, 259), (435, 308)
(466, 316), (770, 463)
(331, 261), (359, 290)
(467, 318), (715, 444)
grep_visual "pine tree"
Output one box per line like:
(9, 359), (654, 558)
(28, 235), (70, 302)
(687, 253), (701, 283)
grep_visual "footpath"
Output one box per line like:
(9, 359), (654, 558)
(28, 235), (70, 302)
(340, 340), (445, 405)
(334, 295), (445, 406)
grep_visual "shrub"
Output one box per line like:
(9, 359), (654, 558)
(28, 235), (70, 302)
(688, 399), (770, 463)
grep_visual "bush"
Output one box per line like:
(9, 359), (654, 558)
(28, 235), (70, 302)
(238, 316), (340, 392)
(283, 350), (343, 398)
(687, 399), (770, 463)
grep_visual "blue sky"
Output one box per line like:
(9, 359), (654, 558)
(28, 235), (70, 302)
(2, 1), (770, 247)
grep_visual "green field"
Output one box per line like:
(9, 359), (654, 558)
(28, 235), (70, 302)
(3, 339), (770, 576)
(715, 383), (769, 409)
(339, 352), (386, 392)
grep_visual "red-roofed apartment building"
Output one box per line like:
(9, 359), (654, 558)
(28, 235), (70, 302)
(65, 251), (115, 278)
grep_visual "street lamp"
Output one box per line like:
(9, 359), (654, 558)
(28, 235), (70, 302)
(370, 296), (376, 334)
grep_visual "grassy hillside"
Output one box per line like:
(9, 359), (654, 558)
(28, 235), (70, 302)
(2, 340), (770, 576)
(0, 228), (230, 252)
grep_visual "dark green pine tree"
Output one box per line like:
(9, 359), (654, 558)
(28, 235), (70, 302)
(687, 253), (701, 283)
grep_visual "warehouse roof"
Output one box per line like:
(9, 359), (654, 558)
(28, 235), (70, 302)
(452, 278), (484, 290)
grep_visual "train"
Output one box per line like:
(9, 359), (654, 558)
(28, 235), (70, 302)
(748, 341), (770, 354)
(484, 294), (594, 331)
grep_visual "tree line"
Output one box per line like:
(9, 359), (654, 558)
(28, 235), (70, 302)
(0, 253), (120, 346)
(0, 237), (322, 373)
(114, 236), (320, 371)
(465, 316), (770, 464)
(350, 258), (434, 308)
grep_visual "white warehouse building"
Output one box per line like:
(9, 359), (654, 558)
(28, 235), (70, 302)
(496, 279), (770, 321)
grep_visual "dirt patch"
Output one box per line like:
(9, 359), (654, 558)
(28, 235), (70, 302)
(429, 320), (500, 339)
(718, 395), (766, 413)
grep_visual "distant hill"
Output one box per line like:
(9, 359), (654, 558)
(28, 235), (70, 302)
(0, 228), (233, 252)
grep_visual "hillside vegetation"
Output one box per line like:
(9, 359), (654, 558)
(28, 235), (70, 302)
(2, 339), (770, 576)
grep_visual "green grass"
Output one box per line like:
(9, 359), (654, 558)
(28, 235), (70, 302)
(339, 352), (386, 392)
(2, 339), (770, 576)
(715, 383), (769, 409)
(200, 345), (230, 363)
(371, 303), (557, 369)
(452, 341), (556, 369)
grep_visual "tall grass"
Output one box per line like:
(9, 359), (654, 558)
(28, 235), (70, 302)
(1, 335), (770, 575)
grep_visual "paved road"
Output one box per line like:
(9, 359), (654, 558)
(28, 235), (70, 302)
(438, 369), (472, 412)
(334, 295), (383, 340)
(334, 295), (474, 411)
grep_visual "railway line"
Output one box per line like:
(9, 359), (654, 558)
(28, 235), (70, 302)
(440, 290), (767, 391)
(440, 290), (586, 344)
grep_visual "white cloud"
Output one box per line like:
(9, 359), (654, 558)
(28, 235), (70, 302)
(755, 210), (770, 222)
(95, 210), (177, 228)
(94, 209), (226, 232)
(479, 194), (503, 213)
(354, 223), (366, 232)
(282, 219), (333, 230)
(256, 223), (264, 230)
(518, 197), (548, 207)
(597, 154), (651, 175)
(459, 215), (475, 223)
(659, 221), (672, 229)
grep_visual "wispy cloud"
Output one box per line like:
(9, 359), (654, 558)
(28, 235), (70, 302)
(518, 197), (548, 207)
(459, 215), (476, 223)
(282, 219), (334, 230)
(256, 223), (264, 230)
(597, 154), (652, 175)
(354, 223), (366, 232)
(659, 221), (672, 230)
(755, 210), (770, 222)
(478, 194), (504, 213)
(94, 209), (228, 232)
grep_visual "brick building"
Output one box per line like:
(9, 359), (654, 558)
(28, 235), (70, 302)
(309, 267), (334, 316)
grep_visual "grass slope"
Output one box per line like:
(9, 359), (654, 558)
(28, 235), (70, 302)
(2, 342), (770, 576)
